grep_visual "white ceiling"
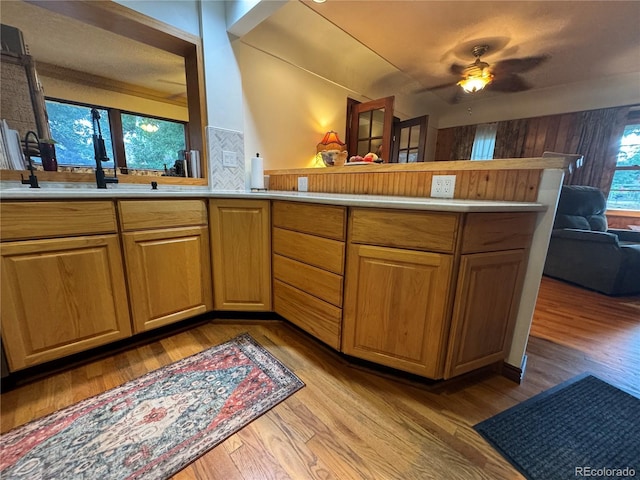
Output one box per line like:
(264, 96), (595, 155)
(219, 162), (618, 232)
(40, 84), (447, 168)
(1, 0), (639, 116)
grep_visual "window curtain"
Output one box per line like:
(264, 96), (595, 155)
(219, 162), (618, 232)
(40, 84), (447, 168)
(470, 123), (498, 160)
(565, 107), (629, 195)
(451, 125), (476, 160)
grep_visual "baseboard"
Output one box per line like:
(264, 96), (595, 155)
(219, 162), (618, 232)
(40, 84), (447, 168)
(502, 355), (528, 384)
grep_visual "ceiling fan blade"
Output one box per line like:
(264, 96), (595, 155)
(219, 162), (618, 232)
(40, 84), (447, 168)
(492, 55), (550, 74)
(413, 80), (457, 94)
(487, 74), (531, 92)
(449, 63), (467, 76)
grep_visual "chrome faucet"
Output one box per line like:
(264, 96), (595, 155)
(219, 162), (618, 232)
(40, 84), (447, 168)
(21, 131), (40, 188)
(91, 108), (118, 189)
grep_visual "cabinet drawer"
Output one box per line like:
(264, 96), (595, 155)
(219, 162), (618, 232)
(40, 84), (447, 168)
(273, 201), (346, 240)
(274, 280), (342, 350)
(118, 200), (207, 231)
(461, 212), (537, 253)
(349, 208), (460, 253)
(273, 254), (343, 307)
(1, 201), (117, 241)
(273, 227), (345, 275)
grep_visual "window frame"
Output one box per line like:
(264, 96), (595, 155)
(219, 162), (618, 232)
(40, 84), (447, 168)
(45, 97), (188, 172)
(607, 111), (640, 211)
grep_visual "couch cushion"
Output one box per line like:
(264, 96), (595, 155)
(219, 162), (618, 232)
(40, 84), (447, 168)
(554, 185), (608, 231)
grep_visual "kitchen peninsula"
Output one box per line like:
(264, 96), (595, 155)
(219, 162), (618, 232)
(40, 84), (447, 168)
(0, 157), (569, 383)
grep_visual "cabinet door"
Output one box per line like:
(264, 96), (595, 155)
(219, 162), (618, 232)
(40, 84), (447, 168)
(444, 250), (527, 379)
(0, 235), (132, 371)
(122, 226), (212, 333)
(342, 244), (453, 378)
(210, 199), (271, 311)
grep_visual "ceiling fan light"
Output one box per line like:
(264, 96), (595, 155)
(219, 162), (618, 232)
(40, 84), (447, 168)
(458, 70), (493, 93)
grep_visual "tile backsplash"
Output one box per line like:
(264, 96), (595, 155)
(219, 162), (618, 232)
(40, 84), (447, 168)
(207, 126), (245, 191)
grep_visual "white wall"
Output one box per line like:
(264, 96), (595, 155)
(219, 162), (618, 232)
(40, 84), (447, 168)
(114, 0), (201, 37)
(236, 41), (362, 171)
(41, 76), (188, 121)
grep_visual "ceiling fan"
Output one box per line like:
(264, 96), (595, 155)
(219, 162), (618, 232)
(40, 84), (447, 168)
(422, 45), (549, 101)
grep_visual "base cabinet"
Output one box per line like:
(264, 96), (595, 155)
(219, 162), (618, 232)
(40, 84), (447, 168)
(119, 200), (212, 333)
(122, 226), (212, 333)
(444, 250), (527, 378)
(0, 235), (132, 370)
(210, 199), (271, 311)
(342, 244), (453, 378)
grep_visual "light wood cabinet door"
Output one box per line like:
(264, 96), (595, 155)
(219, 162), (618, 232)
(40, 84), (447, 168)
(444, 250), (527, 379)
(122, 226), (212, 333)
(210, 199), (271, 311)
(342, 244), (453, 378)
(0, 235), (132, 371)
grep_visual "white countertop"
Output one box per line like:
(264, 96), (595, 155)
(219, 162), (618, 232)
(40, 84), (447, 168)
(0, 184), (546, 213)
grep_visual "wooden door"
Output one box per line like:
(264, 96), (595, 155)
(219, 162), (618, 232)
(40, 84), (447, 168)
(342, 244), (453, 378)
(210, 199), (272, 311)
(348, 96), (395, 162)
(445, 250), (527, 379)
(391, 115), (428, 163)
(122, 226), (212, 333)
(0, 235), (132, 371)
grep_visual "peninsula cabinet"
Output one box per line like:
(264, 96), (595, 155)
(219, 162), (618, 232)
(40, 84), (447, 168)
(209, 199), (271, 311)
(342, 208), (536, 380)
(272, 201), (347, 349)
(342, 208), (458, 378)
(119, 200), (212, 333)
(0, 201), (132, 371)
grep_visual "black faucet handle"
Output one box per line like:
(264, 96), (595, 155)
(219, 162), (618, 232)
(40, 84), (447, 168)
(21, 173), (39, 188)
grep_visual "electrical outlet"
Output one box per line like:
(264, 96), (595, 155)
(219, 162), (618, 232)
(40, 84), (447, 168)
(298, 176), (308, 192)
(222, 150), (237, 168)
(431, 175), (456, 198)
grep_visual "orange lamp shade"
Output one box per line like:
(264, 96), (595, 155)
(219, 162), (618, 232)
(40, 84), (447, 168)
(316, 130), (345, 152)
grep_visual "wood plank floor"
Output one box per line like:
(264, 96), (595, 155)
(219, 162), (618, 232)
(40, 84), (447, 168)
(1, 276), (639, 479)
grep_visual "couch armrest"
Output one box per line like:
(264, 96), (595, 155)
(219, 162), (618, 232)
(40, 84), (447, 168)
(608, 229), (640, 243)
(552, 229), (620, 245)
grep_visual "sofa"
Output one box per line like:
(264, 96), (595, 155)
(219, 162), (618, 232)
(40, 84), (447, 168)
(543, 185), (640, 295)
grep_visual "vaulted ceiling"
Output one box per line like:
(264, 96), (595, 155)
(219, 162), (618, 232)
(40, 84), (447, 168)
(2, 0), (639, 120)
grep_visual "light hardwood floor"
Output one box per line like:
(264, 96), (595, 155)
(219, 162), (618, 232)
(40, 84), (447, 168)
(1, 277), (639, 479)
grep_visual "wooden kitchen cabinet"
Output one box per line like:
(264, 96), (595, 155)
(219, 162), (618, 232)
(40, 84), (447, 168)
(119, 200), (212, 333)
(209, 199), (271, 311)
(272, 201), (347, 349)
(342, 208), (536, 380)
(0, 202), (131, 371)
(342, 244), (453, 378)
(444, 249), (527, 378)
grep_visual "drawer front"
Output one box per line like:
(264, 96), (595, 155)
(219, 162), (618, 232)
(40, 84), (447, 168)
(274, 280), (342, 350)
(118, 199), (207, 231)
(1, 201), (117, 241)
(273, 254), (343, 307)
(273, 201), (346, 240)
(273, 227), (345, 275)
(349, 208), (460, 253)
(461, 212), (537, 253)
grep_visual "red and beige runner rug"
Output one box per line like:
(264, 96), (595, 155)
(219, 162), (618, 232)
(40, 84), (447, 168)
(0, 333), (304, 479)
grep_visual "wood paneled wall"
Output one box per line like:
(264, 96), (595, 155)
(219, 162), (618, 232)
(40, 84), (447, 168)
(267, 168), (542, 202)
(434, 107), (628, 161)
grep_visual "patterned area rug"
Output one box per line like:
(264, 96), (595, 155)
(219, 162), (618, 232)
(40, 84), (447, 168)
(475, 374), (640, 480)
(0, 333), (304, 479)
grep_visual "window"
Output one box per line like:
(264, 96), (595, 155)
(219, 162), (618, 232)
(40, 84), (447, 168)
(45, 99), (186, 171)
(470, 123), (498, 160)
(46, 100), (115, 168)
(607, 122), (640, 210)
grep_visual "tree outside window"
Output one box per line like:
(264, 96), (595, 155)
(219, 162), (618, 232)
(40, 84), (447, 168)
(45, 99), (186, 171)
(607, 123), (640, 210)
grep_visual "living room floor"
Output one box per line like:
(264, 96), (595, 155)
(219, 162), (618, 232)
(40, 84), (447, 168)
(1, 277), (638, 479)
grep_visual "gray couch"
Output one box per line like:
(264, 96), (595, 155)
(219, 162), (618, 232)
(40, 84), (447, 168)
(543, 185), (640, 296)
